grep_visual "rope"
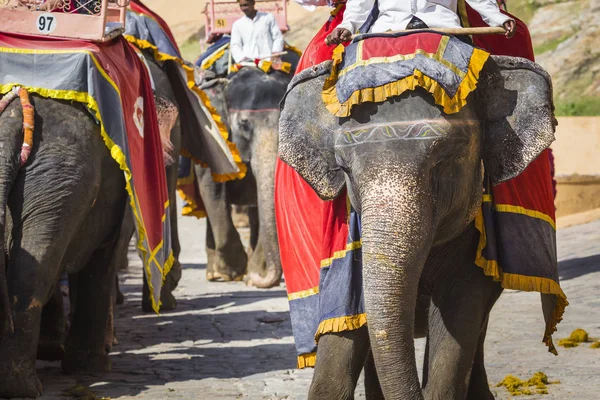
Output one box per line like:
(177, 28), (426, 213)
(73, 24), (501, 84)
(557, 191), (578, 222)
(0, 87), (35, 167)
(18, 88), (35, 166)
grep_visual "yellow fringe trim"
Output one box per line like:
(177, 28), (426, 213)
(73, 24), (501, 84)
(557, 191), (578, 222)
(320, 240), (362, 268)
(123, 35), (247, 182)
(474, 208), (568, 355)
(284, 43), (303, 57)
(288, 286), (319, 301)
(330, 2), (344, 17)
(322, 38), (490, 117)
(314, 313), (367, 343)
(200, 45), (228, 70)
(0, 79), (170, 314)
(297, 352), (316, 369)
(176, 186), (207, 219)
(495, 204), (556, 230)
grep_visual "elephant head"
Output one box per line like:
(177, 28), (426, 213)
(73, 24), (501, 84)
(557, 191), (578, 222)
(280, 56), (556, 200)
(278, 55), (556, 398)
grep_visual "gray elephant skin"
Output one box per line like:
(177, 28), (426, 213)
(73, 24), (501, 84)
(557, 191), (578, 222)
(196, 59), (298, 288)
(0, 54), (183, 399)
(0, 94), (128, 398)
(278, 56), (556, 400)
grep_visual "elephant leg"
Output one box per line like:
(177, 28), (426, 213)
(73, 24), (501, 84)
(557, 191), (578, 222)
(197, 166), (247, 281)
(205, 216), (217, 281)
(37, 282), (66, 361)
(247, 205), (259, 253)
(422, 229), (502, 400)
(245, 134), (281, 289)
(232, 205), (250, 228)
(466, 318), (495, 400)
(308, 326), (370, 400)
(0, 244), (66, 397)
(364, 349), (385, 400)
(116, 276), (124, 305)
(62, 229), (123, 374)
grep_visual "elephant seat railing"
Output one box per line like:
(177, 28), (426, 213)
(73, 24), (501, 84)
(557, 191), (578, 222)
(203, 0), (289, 43)
(0, 0), (129, 42)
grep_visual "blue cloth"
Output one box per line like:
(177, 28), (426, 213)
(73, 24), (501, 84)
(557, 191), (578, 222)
(195, 36), (231, 67)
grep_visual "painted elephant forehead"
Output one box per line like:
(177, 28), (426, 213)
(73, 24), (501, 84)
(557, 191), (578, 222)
(322, 32), (490, 118)
(225, 68), (291, 111)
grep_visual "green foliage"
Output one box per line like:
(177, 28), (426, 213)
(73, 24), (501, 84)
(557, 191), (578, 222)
(555, 97), (600, 116)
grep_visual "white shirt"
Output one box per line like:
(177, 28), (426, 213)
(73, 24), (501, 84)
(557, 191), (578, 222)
(335, 0), (511, 33)
(230, 12), (285, 63)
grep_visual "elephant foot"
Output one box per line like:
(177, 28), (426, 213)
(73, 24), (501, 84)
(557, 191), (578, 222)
(0, 367), (43, 398)
(141, 298), (154, 313)
(37, 339), (65, 361)
(116, 285), (125, 305)
(159, 289), (178, 312)
(232, 205), (250, 228)
(207, 270), (244, 283)
(246, 270), (281, 289)
(141, 289), (177, 312)
(62, 350), (111, 375)
(206, 270), (219, 281)
(140, 260), (180, 312)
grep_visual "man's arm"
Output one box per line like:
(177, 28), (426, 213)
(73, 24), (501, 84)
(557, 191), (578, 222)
(466, 0), (512, 28)
(269, 14), (284, 54)
(337, 0), (375, 34)
(230, 21), (246, 63)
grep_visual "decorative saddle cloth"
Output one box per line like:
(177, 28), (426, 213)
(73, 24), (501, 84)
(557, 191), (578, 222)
(276, 10), (565, 368)
(195, 35), (302, 76)
(125, 0), (245, 183)
(0, 32), (170, 312)
(322, 32), (490, 117)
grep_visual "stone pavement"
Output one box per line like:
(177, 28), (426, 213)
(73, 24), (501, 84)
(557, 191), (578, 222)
(33, 211), (600, 399)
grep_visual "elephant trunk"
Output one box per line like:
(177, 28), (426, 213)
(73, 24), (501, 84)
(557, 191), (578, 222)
(248, 122), (282, 288)
(360, 170), (434, 400)
(0, 100), (24, 336)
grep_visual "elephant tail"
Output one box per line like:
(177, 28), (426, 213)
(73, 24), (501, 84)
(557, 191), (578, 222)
(0, 87), (34, 334)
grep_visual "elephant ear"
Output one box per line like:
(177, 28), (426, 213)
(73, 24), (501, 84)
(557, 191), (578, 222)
(278, 62), (346, 200)
(480, 56), (557, 185)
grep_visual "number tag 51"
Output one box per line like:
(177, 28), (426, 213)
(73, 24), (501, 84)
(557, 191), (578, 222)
(36, 13), (57, 34)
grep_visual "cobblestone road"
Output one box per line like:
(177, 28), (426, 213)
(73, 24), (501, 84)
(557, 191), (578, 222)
(33, 209), (600, 399)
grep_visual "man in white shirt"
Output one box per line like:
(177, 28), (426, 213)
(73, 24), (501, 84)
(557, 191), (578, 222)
(326, 0), (516, 45)
(230, 0), (285, 64)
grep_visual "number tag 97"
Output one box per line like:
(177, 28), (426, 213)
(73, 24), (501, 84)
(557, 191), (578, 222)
(36, 13), (57, 34)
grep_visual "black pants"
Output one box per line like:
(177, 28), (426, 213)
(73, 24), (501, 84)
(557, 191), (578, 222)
(406, 16), (474, 46)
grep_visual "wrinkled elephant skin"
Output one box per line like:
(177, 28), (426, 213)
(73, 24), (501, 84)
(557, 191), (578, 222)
(0, 97), (128, 398)
(279, 56), (556, 399)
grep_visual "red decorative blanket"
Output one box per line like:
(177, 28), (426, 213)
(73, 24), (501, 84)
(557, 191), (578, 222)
(0, 32), (171, 312)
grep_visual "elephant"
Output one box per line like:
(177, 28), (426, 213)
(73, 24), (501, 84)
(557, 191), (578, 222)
(0, 95), (129, 398)
(278, 55), (556, 399)
(195, 55), (299, 288)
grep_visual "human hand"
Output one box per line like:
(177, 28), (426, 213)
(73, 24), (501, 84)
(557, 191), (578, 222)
(503, 20), (516, 38)
(272, 56), (282, 70)
(325, 28), (352, 46)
